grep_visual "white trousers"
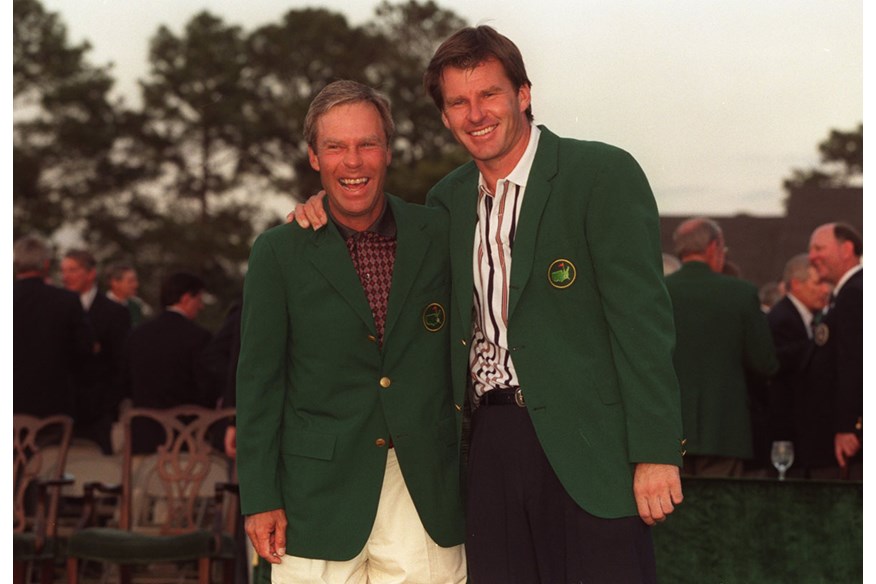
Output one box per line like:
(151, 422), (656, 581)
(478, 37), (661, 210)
(271, 448), (466, 584)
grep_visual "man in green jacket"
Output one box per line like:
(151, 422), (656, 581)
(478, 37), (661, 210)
(294, 27), (685, 584)
(236, 80), (465, 584)
(424, 26), (684, 584)
(666, 217), (779, 477)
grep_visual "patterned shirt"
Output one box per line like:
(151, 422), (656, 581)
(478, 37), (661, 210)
(333, 202), (397, 347)
(470, 125), (541, 396)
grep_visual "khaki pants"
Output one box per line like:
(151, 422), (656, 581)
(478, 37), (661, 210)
(271, 449), (465, 584)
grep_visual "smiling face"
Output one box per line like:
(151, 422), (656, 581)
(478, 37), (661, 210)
(808, 224), (854, 285)
(439, 57), (531, 187)
(111, 269), (139, 300)
(307, 101), (391, 232)
(60, 257), (96, 293)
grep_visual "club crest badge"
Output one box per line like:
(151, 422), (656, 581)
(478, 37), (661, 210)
(813, 322), (829, 346)
(422, 303), (446, 332)
(548, 259), (576, 289)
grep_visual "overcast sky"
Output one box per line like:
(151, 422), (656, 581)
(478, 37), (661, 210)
(40, 0), (863, 217)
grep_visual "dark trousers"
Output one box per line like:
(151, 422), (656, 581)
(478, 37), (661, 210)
(466, 403), (656, 584)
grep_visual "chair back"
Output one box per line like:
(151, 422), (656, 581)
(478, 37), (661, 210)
(13, 414), (74, 535)
(119, 406), (234, 535)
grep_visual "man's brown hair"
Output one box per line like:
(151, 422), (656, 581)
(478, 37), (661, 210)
(424, 25), (533, 121)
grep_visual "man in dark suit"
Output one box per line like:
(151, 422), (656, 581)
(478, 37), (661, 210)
(767, 253), (835, 477)
(14, 236), (93, 419)
(424, 27), (683, 584)
(61, 249), (131, 453)
(123, 271), (219, 453)
(808, 222), (863, 479)
(105, 262), (149, 327)
(238, 81), (465, 583)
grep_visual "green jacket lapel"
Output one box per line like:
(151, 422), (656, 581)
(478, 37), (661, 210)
(507, 126), (559, 321)
(306, 217), (377, 336)
(383, 196), (430, 343)
(448, 166), (479, 338)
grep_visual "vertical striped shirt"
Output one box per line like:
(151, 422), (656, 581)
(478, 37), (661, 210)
(470, 125), (541, 397)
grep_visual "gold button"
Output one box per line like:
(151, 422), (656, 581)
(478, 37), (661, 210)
(379, 377), (391, 388)
(375, 438), (386, 447)
(455, 403), (462, 412)
(460, 339), (467, 346)
(367, 335), (377, 343)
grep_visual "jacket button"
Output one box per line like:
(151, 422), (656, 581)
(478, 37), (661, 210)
(367, 335), (377, 343)
(455, 403), (462, 412)
(379, 377), (392, 388)
(375, 438), (386, 447)
(460, 339), (467, 346)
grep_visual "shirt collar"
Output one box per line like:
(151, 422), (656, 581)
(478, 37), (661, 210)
(330, 196), (397, 240)
(833, 263), (862, 296)
(107, 290), (126, 305)
(786, 293), (814, 336)
(478, 123), (541, 194)
(80, 286), (98, 311)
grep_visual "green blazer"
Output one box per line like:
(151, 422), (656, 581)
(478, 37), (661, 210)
(236, 195), (464, 561)
(427, 126), (684, 519)
(665, 261), (779, 459)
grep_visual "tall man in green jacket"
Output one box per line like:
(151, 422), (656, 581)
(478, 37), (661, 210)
(424, 26), (684, 584)
(666, 217), (779, 477)
(236, 81), (465, 584)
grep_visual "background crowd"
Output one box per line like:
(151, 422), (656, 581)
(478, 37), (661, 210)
(13, 216), (862, 478)
(661, 219), (863, 481)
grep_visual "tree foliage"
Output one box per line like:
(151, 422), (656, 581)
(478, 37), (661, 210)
(139, 12), (255, 221)
(13, 0), (130, 237)
(783, 123), (863, 191)
(13, 0), (469, 323)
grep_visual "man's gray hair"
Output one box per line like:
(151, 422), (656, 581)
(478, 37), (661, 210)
(304, 80), (394, 150)
(672, 217), (723, 259)
(782, 253), (814, 288)
(13, 235), (52, 275)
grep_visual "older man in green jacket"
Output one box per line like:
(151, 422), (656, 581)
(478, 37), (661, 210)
(666, 217), (779, 477)
(236, 81), (465, 584)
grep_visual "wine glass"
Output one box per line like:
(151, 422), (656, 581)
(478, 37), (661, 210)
(771, 441), (795, 480)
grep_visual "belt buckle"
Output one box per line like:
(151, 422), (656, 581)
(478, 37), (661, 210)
(514, 387), (526, 408)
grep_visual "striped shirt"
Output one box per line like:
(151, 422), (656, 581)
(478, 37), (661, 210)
(470, 125), (541, 397)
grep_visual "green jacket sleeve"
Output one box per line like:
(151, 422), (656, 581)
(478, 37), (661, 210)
(236, 232), (289, 515)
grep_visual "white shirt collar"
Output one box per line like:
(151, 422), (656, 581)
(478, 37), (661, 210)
(478, 123), (541, 193)
(833, 263), (862, 296)
(786, 293), (814, 337)
(107, 290), (126, 305)
(80, 286), (98, 312)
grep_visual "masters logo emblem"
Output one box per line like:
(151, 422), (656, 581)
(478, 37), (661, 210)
(548, 259), (576, 289)
(422, 303), (446, 332)
(813, 322), (829, 347)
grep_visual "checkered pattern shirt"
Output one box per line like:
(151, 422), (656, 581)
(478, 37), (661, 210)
(334, 203), (397, 347)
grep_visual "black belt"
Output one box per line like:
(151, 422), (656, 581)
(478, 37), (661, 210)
(479, 388), (525, 407)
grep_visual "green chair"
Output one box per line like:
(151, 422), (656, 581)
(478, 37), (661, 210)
(13, 414), (74, 584)
(65, 406), (238, 584)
